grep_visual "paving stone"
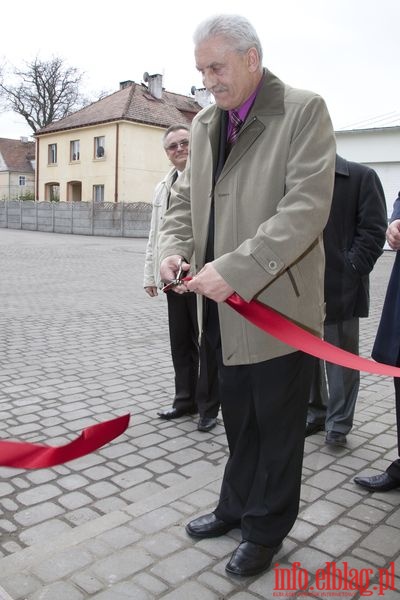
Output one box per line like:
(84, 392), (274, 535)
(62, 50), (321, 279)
(120, 481), (165, 504)
(0, 573), (42, 598)
(361, 525), (400, 556)
(288, 546), (337, 574)
(133, 507), (184, 535)
(30, 581), (85, 600)
(56, 474), (90, 490)
(288, 519), (319, 542)
(310, 524), (362, 554)
(0, 484), (15, 498)
(14, 501), (65, 525)
(197, 570), (236, 595)
(97, 525), (141, 549)
(150, 547), (214, 584)
(19, 518), (72, 546)
(140, 532), (185, 558)
(64, 507), (101, 526)
(58, 492), (92, 509)
(300, 500), (346, 525)
(132, 572), (169, 595)
(71, 571), (105, 595)
(325, 488), (363, 507)
(16, 483), (62, 506)
(346, 504), (388, 525)
(0, 232), (398, 598)
(305, 470), (348, 491)
(31, 547), (93, 582)
(91, 547), (154, 582)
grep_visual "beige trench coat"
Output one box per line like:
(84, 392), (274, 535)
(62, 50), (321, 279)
(159, 70), (336, 366)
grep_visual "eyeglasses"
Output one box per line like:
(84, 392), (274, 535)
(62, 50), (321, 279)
(165, 139), (189, 152)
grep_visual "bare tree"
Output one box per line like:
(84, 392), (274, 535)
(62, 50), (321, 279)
(0, 56), (87, 133)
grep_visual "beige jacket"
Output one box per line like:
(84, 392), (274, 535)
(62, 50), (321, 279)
(143, 167), (177, 289)
(159, 70), (336, 365)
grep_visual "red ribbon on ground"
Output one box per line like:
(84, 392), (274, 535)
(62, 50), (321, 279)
(226, 293), (400, 377)
(0, 413), (130, 469)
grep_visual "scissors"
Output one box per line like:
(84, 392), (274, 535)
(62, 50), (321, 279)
(161, 259), (186, 292)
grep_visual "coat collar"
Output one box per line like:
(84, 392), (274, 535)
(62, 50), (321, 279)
(335, 154), (349, 176)
(197, 68), (285, 127)
(196, 70), (286, 182)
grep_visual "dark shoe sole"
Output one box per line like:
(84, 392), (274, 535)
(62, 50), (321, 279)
(158, 409), (197, 420)
(186, 515), (239, 539)
(354, 476), (400, 492)
(186, 522), (237, 539)
(325, 434), (347, 447)
(197, 420), (217, 432)
(225, 543), (282, 577)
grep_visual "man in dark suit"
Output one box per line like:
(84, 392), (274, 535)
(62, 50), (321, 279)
(306, 155), (387, 446)
(355, 191), (400, 491)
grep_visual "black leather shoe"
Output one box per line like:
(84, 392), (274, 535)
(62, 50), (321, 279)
(305, 422), (325, 437)
(354, 472), (400, 492)
(197, 417), (217, 432)
(325, 431), (347, 446)
(157, 407), (197, 420)
(186, 513), (239, 538)
(226, 540), (282, 577)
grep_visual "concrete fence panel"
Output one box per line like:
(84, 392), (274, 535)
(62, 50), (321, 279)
(0, 200), (151, 238)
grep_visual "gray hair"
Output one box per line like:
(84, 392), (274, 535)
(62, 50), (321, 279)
(193, 14), (263, 63)
(162, 124), (190, 145)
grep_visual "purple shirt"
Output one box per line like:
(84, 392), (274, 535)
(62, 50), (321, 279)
(227, 75), (264, 140)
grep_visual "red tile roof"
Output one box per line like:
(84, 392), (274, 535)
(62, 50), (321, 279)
(36, 82), (202, 135)
(0, 138), (35, 172)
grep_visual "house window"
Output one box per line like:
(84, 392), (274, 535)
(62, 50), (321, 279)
(93, 185), (104, 203)
(70, 140), (80, 161)
(94, 136), (105, 159)
(19, 176), (26, 186)
(48, 143), (57, 164)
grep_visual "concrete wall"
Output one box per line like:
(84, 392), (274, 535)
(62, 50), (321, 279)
(0, 200), (151, 238)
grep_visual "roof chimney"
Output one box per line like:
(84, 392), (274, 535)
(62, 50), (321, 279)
(191, 86), (212, 108)
(143, 72), (163, 100)
(120, 80), (134, 90)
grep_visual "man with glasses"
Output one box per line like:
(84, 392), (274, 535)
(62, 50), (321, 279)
(144, 124), (219, 432)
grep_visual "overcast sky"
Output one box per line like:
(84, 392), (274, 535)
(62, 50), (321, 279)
(1, 0), (399, 139)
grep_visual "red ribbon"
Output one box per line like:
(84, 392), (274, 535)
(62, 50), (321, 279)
(170, 276), (399, 376)
(4, 281), (396, 470)
(0, 414), (130, 469)
(226, 293), (400, 377)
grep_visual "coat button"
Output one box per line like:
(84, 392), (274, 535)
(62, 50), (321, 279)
(268, 260), (278, 271)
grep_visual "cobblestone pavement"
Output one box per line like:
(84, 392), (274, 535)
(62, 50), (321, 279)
(0, 229), (399, 600)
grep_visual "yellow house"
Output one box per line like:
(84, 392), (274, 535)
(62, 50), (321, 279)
(35, 75), (206, 203)
(0, 137), (35, 200)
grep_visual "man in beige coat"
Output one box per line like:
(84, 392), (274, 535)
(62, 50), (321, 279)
(159, 14), (336, 577)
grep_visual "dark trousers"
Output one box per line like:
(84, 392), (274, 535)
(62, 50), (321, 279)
(206, 302), (315, 545)
(166, 291), (220, 418)
(386, 376), (400, 481)
(308, 318), (360, 434)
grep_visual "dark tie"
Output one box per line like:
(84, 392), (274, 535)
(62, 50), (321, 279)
(228, 110), (243, 145)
